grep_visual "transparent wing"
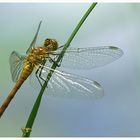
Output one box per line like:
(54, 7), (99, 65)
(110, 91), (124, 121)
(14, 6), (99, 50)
(26, 21), (42, 54)
(36, 65), (104, 99)
(52, 46), (123, 69)
(9, 51), (26, 82)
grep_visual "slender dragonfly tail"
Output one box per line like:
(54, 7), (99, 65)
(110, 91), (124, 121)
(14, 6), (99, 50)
(0, 78), (25, 118)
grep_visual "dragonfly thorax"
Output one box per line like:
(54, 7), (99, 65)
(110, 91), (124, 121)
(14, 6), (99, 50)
(27, 47), (49, 66)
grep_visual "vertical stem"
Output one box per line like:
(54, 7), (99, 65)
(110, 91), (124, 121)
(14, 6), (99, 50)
(22, 3), (97, 137)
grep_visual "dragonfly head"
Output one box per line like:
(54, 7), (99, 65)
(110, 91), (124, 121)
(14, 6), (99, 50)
(44, 38), (58, 51)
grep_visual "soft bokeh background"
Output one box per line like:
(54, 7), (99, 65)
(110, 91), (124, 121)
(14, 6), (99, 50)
(0, 3), (140, 137)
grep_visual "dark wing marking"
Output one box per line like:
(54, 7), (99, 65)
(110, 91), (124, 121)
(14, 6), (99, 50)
(52, 46), (123, 69)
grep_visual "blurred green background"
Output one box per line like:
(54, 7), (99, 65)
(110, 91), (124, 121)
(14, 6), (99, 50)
(0, 3), (140, 136)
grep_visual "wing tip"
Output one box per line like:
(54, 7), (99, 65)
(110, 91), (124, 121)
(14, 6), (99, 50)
(92, 81), (104, 99)
(109, 46), (124, 57)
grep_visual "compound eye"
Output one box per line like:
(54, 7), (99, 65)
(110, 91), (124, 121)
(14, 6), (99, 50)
(44, 38), (51, 47)
(51, 39), (58, 50)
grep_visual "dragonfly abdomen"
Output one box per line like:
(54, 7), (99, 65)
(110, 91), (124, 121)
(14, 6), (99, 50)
(20, 61), (34, 81)
(0, 62), (34, 118)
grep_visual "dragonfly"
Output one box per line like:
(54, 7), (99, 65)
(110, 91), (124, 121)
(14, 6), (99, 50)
(0, 21), (123, 118)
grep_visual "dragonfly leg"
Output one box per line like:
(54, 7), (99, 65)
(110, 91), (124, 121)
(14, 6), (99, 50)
(58, 45), (64, 49)
(49, 57), (61, 67)
(50, 53), (60, 62)
(49, 45), (66, 67)
(58, 57), (62, 67)
(50, 55), (63, 67)
(36, 60), (50, 87)
(58, 44), (71, 49)
(39, 66), (47, 82)
(35, 67), (43, 87)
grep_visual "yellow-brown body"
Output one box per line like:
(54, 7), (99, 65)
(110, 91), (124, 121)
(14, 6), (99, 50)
(21, 47), (49, 81)
(0, 47), (49, 117)
(0, 39), (58, 118)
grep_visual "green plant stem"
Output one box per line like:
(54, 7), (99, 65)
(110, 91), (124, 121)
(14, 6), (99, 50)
(22, 2), (97, 137)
